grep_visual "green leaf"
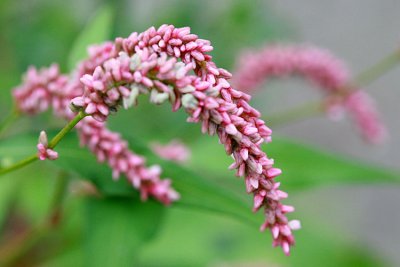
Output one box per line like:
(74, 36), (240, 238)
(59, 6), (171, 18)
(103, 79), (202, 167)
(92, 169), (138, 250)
(54, 131), (260, 226)
(138, 208), (384, 267)
(0, 132), (394, 266)
(67, 5), (113, 71)
(0, 131), (259, 227)
(268, 137), (400, 189)
(84, 197), (164, 267)
(188, 136), (400, 191)
(0, 177), (17, 226)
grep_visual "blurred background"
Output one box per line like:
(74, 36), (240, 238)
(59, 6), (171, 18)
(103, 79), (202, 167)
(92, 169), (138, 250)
(0, 0), (399, 266)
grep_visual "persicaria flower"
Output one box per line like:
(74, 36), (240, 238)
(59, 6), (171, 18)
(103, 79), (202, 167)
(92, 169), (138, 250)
(12, 25), (299, 255)
(37, 131), (58, 160)
(233, 45), (387, 143)
(70, 25), (298, 255)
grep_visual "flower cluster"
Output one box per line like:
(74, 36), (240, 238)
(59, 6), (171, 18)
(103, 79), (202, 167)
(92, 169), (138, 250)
(77, 117), (179, 203)
(13, 64), (69, 116)
(233, 45), (387, 143)
(69, 25), (298, 255)
(13, 44), (179, 205)
(13, 25), (299, 254)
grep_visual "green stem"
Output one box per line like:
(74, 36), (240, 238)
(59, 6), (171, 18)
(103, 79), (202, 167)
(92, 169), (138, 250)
(0, 111), (86, 176)
(267, 48), (400, 127)
(0, 154), (38, 176)
(354, 48), (400, 87)
(0, 108), (20, 137)
(48, 111), (86, 149)
(267, 101), (323, 127)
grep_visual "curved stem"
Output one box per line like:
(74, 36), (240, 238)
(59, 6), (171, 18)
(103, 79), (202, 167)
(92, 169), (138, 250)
(0, 154), (38, 176)
(267, 48), (400, 126)
(0, 108), (20, 137)
(0, 111), (86, 176)
(48, 111), (86, 149)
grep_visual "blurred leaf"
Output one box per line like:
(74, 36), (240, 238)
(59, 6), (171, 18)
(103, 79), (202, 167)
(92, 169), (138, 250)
(83, 197), (164, 267)
(0, 132), (392, 266)
(0, 135), (56, 223)
(108, 102), (202, 144)
(138, 208), (384, 267)
(149, 0), (292, 68)
(67, 5), (113, 71)
(188, 136), (400, 191)
(2, 2), (80, 71)
(0, 131), (259, 227)
(0, 177), (17, 227)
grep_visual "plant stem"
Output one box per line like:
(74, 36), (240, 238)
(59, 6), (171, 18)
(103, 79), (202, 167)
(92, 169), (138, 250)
(354, 48), (400, 87)
(267, 48), (400, 126)
(0, 154), (38, 176)
(267, 101), (323, 127)
(0, 111), (86, 176)
(0, 108), (20, 137)
(48, 111), (86, 149)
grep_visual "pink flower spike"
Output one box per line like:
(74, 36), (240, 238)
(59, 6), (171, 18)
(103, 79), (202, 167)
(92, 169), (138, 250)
(12, 25), (299, 255)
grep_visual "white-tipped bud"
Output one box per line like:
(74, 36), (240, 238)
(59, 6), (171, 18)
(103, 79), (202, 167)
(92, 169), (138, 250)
(179, 85), (196, 93)
(150, 89), (169, 105)
(123, 85), (140, 109)
(129, 54), (141, 71)
(288, 220), (301, 230)
(174, 62), (187, 79)
(70, 97), (85, 112)
(206, 86), (220, 97)
(181, 94), (199, 109)
(39, 131), (48, 146)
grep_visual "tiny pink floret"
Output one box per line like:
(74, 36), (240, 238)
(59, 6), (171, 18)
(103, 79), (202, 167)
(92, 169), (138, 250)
(37, 131), (58, 161)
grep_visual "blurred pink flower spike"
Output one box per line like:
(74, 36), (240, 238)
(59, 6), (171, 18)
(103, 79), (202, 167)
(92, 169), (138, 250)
(151, 139), (191, 163)
(37, 131), (58, 160)
(13, 64), (69, 117)
(233, 45), (387, 143)
(345, 90), (388, 143)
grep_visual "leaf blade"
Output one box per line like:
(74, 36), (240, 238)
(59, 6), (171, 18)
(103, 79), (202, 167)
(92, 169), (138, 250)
(67, 5), (113, 71)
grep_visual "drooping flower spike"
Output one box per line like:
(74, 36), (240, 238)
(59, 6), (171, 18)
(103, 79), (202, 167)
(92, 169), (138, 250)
(233, 45), (387, 143)
(13, 25), (298, 255)
(69, 25), (298, 255)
